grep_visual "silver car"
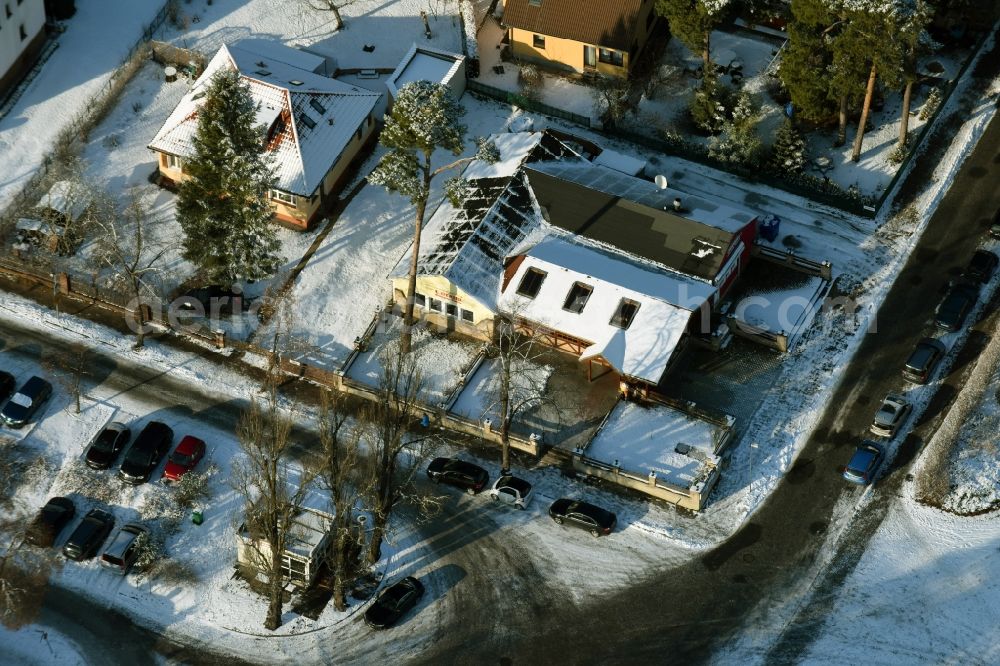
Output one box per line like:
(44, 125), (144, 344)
(870, 395), (912, 438)
(489, 475), (533, 510)
(100, 523), (147, 575)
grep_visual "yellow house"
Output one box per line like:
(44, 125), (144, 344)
(148, 40), (381, 230)
(502, 0), (658, 78)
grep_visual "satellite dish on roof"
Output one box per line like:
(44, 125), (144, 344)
(654, 174), (668, 190)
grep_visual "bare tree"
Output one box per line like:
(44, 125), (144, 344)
(300, 0), (360, 31)
(362, 338), (432, 565)
(316, 389), (369, 611)
(93, 190), (167, 349)
(233, 387), (316, 630)
(483, 312), (549, 475)
(42, 342), (92, 414)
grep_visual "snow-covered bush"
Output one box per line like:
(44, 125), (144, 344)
(690, 77), (727, 133)
(708, 92), (762, 166)
(52, 460), (123, 505)
(919, 87), (942, 121)
(172, 468), (212, 509)
(140, 487), (185, 536)
(769, 119), (806, 173)
(887, 140), (909, 164)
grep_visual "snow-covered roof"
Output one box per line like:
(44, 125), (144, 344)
(38, 180), (91, 222)
(593, 148), (645, 176)
(149, 41), (381, 196)
(500, 236), (712, 384)
(391, 131), (583, 309)
(387, 43), (465, 99)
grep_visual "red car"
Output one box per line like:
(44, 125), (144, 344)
(161, 435), (206, 482)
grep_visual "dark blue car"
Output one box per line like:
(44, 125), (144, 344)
(843, 441), (885, 485)
(0, 376), (52, 428)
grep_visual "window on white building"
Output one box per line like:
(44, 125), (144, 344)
(270, 189), (296, 208)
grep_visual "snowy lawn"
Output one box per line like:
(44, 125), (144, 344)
(345, 315), (482, 406)
(449, 355), (554, 427)
(0, 0), (165, 211)
(797, 494), (1000, 664)
(285, 96), (520, 367)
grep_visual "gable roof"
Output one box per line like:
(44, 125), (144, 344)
(503, 0), (651, 51)
(525, 162), (756, 282)
(149, 41), (381, 196)
(499, 235), (714, 384)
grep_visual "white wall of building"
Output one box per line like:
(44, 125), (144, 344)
(0, 0), (46, 84)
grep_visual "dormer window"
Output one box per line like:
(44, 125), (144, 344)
(516, 267), (546, 299)
(563, 282), (592, 314)
(610, 298), (640, 329)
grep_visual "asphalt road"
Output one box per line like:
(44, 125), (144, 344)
(416, 107), (1000, 662)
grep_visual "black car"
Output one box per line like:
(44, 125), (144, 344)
(934, 281), (979, 331)
(426, 457), (489, 495)
(548, 498), (617, 537)
(963, 250), (999, 284)
(364, 576), (424, 629)
(85, 422), (132, 470)
(62, 508), (115, 561)
(0, 371), (15, 403)
(902, 338), (947, 384)
(176, 285), (248, 317)
(26, 497), (76, 547)
(0, 376), (52, 428)
(990, 208), (1000, 240)
(118, 421), (173, 485)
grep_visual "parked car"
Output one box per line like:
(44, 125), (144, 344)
(85, 422), (132, 470)
(63, 508), (115, 561)
(870, 395), (912, 438)
(902, 338), (946, 384)
(176, 285), (249, 316)
(118, 421), (173, 485)
(426, 457), (489, 495)
(990, 208), (1000, 240)
(548, 498), (617, 537)
(0, 371), (15, 403)
(100, 524), (147, 574)
(162, 435), (206, 483)
(364, 576), (424, 629)
(489, 475), (533, 510)
(934, 281), (979, 331)
(963, 250), (999, 284)
(842, 441), (885, 485)
(26, 497), (76, 547)
(0, 376), (52, 428)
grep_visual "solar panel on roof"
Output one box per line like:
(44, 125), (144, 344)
(309, 98), (326, 115)
(300, 114), (316, 129)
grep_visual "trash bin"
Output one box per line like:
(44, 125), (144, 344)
(759, 214), (781, 242)
(192, 509), (203, 525)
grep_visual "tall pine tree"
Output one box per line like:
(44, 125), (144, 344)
(176, 68), (282, 284)
(656, 0), (732, 73)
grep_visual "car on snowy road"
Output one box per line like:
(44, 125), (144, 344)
(100, 523), (147, 575)
(63, 508), (115, 561)
(0, 371), (15, 403)
(869, 395), (912, 439)
(118, 421), (173, 485)
(489, 475), (533, 509)
(934, 281), (979, 331)
(161, 435), (206, 483)
(962, 250), (998, 284)
(426, 457), (489, 495)
(902, 338), (946, 384)
(364, 576), (424, 629)
(85, 422), (132, 470)
(0, 376), (52, 428)
(842, 441), (885, 485)
(26, 497), (76, 547)
(548, 498), (617, 537)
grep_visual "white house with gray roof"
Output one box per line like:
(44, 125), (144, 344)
(149, 40), (381, 230)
